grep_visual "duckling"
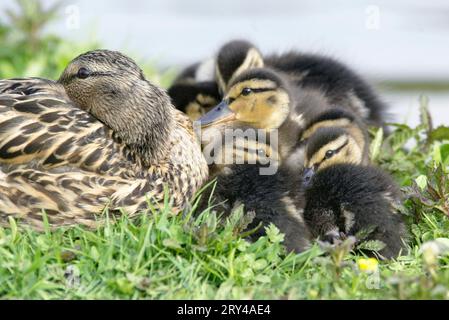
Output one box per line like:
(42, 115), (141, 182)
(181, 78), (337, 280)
(285, 107), (371, 170)
(167, 40), (263, 121)
(215, 40), (264, 94)
(198, 68), (315, 252)
(213, 39), (387, 127)
(301, 127), (408, 259)
(0, 50), (208, 230)
(168, 80), (220, 121)
(167, 59), (221, 121)
(199, 67), (331, 162)
(200, 159), (311, 254)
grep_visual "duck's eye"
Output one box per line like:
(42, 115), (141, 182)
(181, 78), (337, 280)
(77, 67), (91, 79)
(325, 150), (334, 159)
(241, 88), (252, 96)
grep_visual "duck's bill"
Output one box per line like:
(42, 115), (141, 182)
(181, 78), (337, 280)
(198, 100), (236, 128)
(301, 167), (315, 188)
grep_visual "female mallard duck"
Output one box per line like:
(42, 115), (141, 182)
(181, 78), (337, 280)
(301, 126), (408, 259)
(0, 50), (208, 230)
(167, 59), (221, 121)
(214, 39), (387, 127)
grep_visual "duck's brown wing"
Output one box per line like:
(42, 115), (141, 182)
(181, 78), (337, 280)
(0, 169), (126, 229)
(0, 79), (186, 228)
(0, 166), (177, 230)
(0, 78), (137, 177)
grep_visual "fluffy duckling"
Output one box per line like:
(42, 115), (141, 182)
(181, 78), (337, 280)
(167, 40), (263, 121)
(167, 59), (221, 121)
(215, 40), (264, 94)
(213, 39), (387, 127)
(198, 68), (314, 252)
(286, 107), (371, 170)
(168, 80), (220, 121)
(0, 50), (208, 229)
(301, 127), (408, 259)
(200, 159), (311, 253)
(199, 67), (331, 162)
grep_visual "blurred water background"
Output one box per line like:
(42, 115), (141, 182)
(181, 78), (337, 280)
(1, 0), (448, 126)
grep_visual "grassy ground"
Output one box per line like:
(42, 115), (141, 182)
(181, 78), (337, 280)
(0, 101), (448, 300)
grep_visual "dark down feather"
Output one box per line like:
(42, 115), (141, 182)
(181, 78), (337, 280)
(303, 164), (408, 259)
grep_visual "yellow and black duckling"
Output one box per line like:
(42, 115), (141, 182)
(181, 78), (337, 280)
(0, 50), (208, 229)
(199, 67), (331, 163)
(167, 59), (221, 121)
(213, 39), (387, 127)
(167, 40), (263, 121)
(198, 106), (374, 254)
(287, 107), (371, 169)
(198, 68), (322, 253)
(168, 80), (220, 121)
(301, 126), (408, 259)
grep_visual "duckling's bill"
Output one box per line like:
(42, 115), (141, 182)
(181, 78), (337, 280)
(198, 100), (235, 127)
(302, 167), (315, 187)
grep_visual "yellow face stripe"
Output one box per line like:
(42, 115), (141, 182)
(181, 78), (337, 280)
(305, 135), (363, 170)
(302, 118), (351, 140)
(225, 48), (264, 91)
(226, 79), (278, 98)
(216, 48), (264, 93)
(302, 118), (367, 164)
(224, 79), (290, 129)
(307, 134), (348, 166)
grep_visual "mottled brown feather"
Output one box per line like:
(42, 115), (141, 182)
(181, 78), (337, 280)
(0, 78), (208, 230)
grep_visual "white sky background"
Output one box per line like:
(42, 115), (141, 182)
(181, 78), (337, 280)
(2, 0), (449, 80)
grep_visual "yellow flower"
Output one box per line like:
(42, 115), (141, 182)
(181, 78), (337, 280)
(308, 289), (319, 299)
(357, 258), (378, 273)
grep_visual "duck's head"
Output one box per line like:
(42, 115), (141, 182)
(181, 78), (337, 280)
(215, 40), (264, 93)
(302, 126), (364, 187)
(198, 68), (291, 130)
(301, 108), (367, 151)
(58, 49), (173, 164)
(167, 81), (220, 121)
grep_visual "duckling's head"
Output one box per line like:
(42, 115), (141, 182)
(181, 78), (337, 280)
(215, 40), (264, 93)
(302, 126), (364, 186)
(302, 107), (367, 148)
(167, 81), (220, 121)
(198, 68), (291, 130)
(58, 50), (173, 163)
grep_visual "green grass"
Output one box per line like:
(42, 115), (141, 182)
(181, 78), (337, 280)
(1, 101), (449, 300)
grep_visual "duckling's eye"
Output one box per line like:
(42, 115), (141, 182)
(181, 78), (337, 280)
(77, 67), (91, 79)
(241, 88), (252, 96)
(325, 150), (334, 159)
